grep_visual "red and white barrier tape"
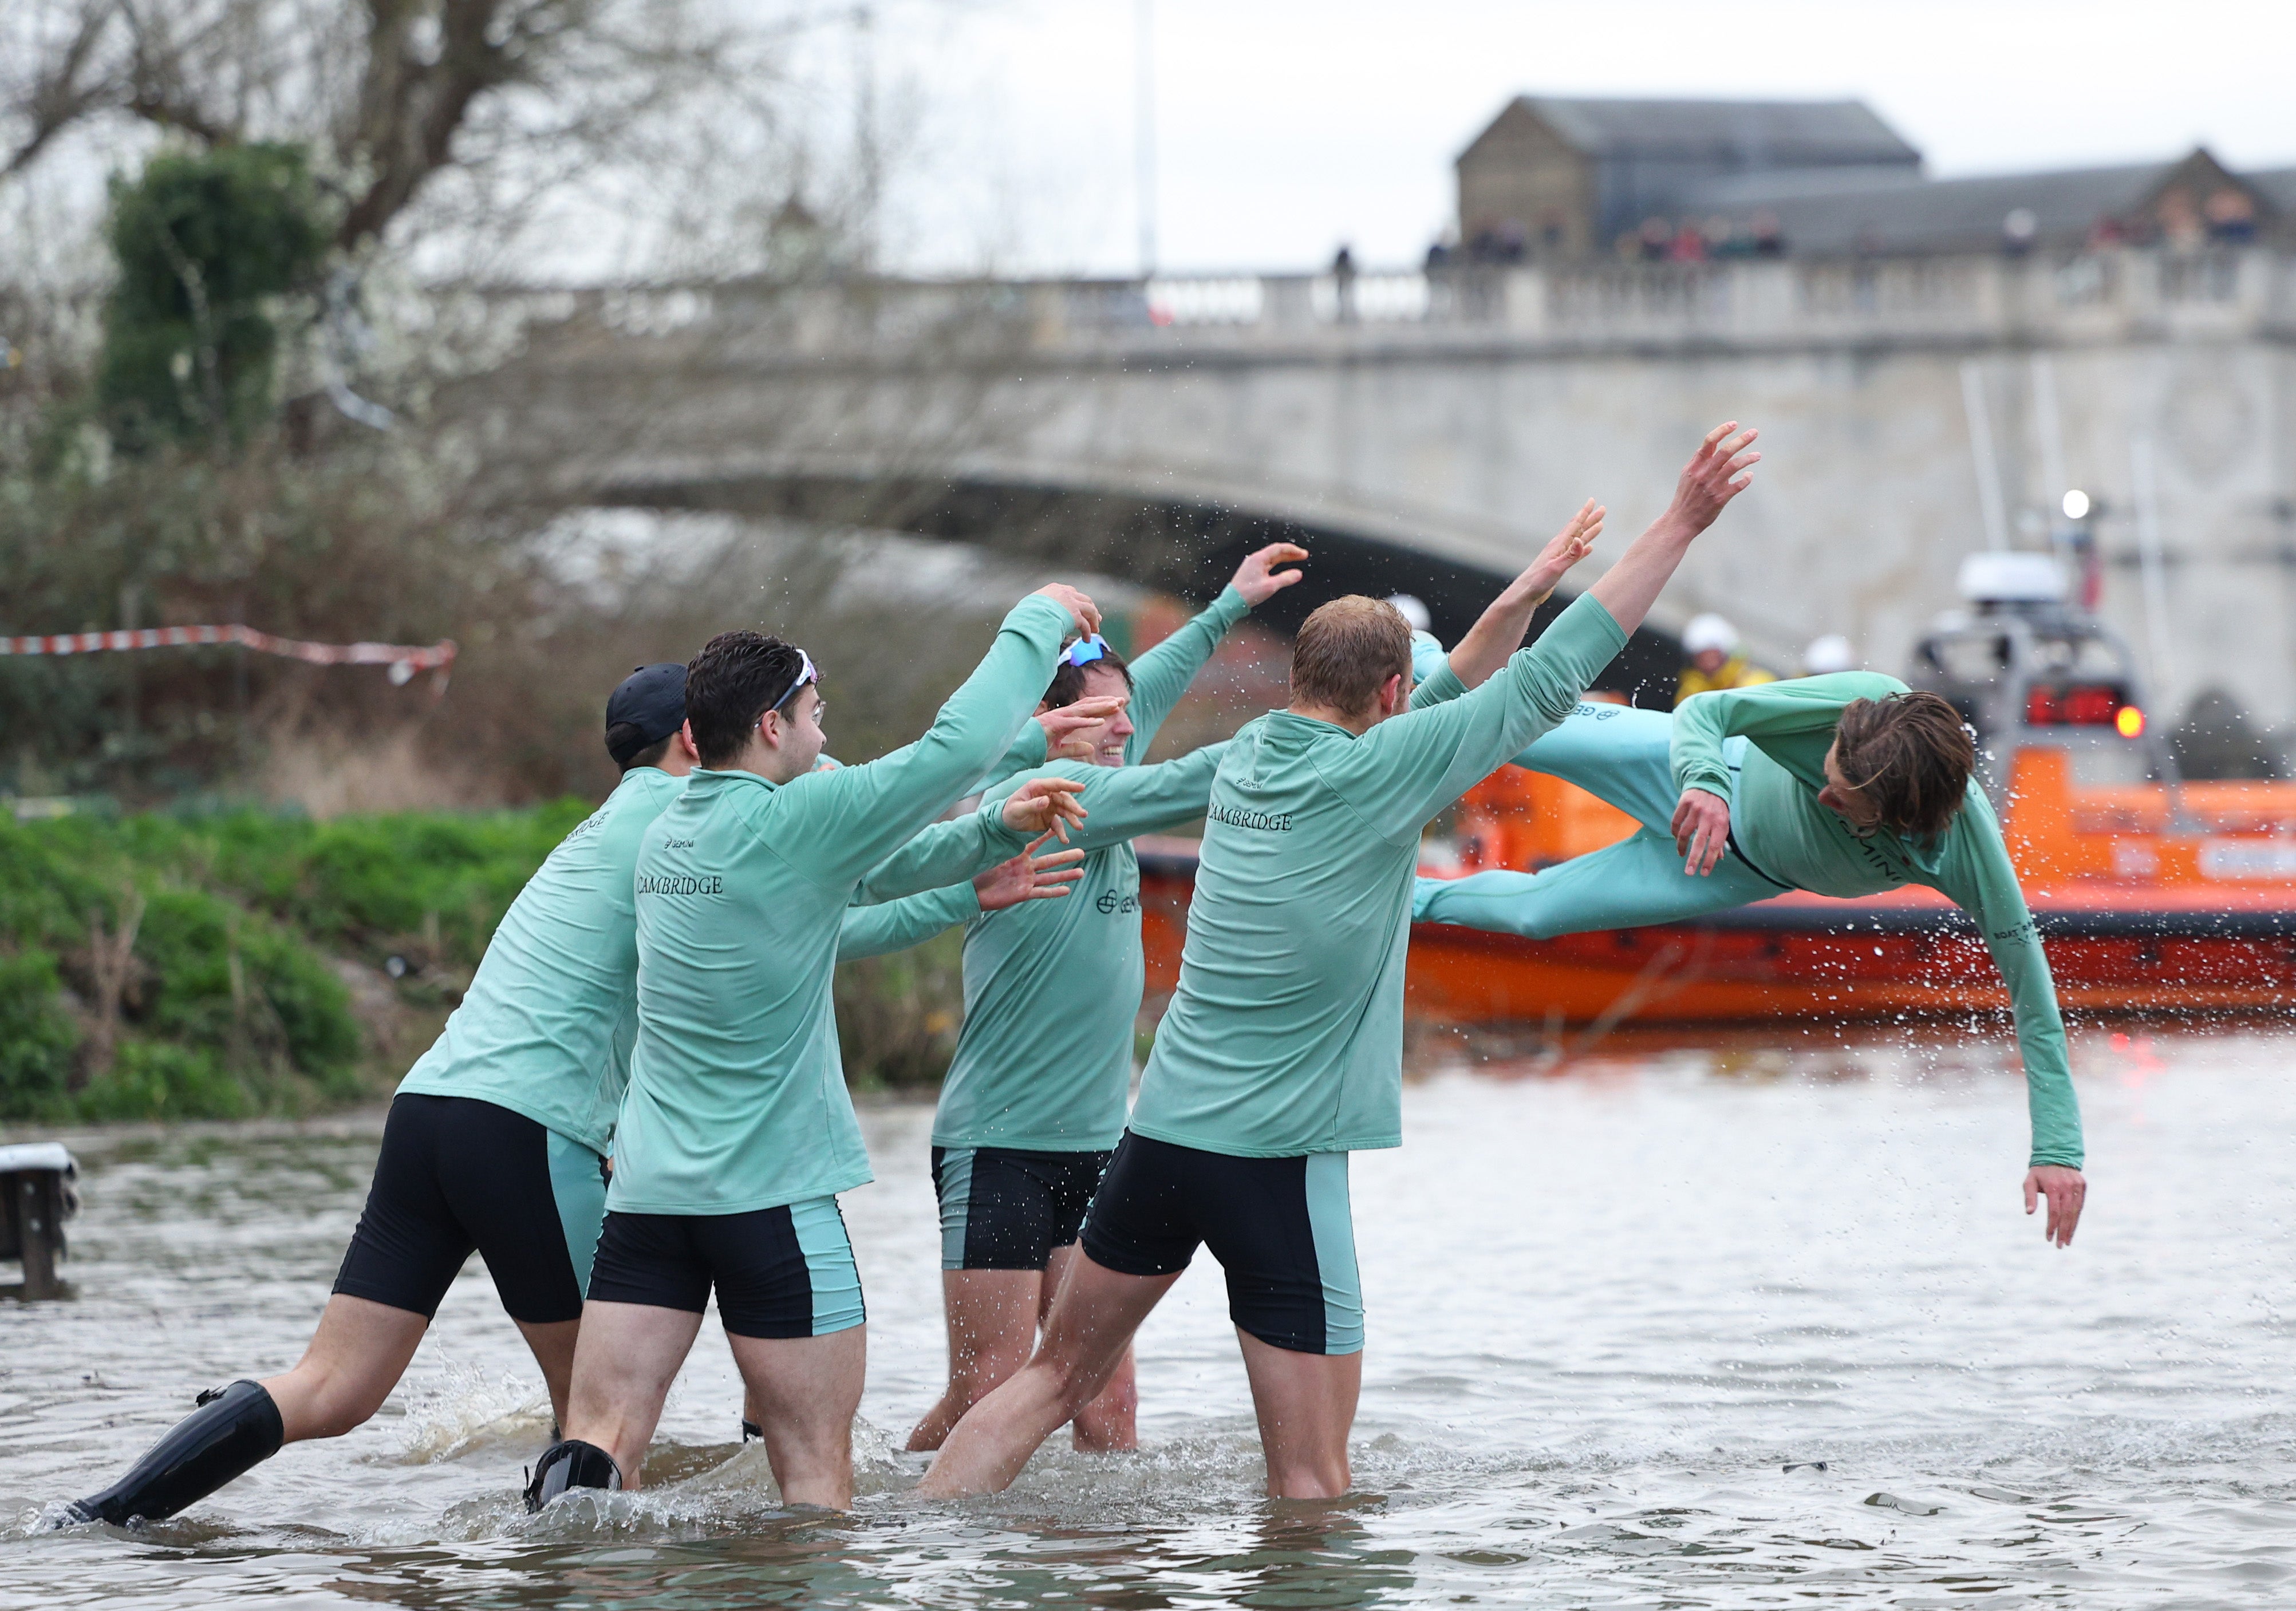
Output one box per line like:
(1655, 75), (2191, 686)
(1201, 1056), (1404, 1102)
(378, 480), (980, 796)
(0, 625), (455, 685)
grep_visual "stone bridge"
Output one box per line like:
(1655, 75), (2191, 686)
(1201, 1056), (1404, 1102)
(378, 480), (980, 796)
(439, 248), (2296, 719)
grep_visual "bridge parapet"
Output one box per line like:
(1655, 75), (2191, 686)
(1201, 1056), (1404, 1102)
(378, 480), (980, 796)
(467, 248), (2294, 369)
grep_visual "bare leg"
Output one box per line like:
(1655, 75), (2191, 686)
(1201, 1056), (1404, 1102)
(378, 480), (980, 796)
(1236, 1329), (1360, 1499)
(559, 1300), (704, 1487)
(917, 1253), (1177, 1497)
(513, 1318), (581, 1430)
(729, 1326), (867, 1509)
(259, 1294), (430, 1443)
(1046, 1244), (1137, 1452)
(906, 1270), (1041, 1452)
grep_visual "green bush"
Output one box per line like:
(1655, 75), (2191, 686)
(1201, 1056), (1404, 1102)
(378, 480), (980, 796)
(0, 950), (81, 1118)
(73, 1040), (250, 1123)
(834, 928), (968, 1091)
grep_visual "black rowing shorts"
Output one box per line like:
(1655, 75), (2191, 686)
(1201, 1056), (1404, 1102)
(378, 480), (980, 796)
(333, 1093), (607, 1325)
(585, 1199), (865, 1339)
(930, 1146), (1113, 1272)
(1079, 1130), (1362, 1356)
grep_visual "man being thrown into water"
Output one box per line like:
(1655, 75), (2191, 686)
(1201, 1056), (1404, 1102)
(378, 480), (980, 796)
(528, 582), (1103, 1513)
(917, 423), (1761, 1501)
(839, 542), (1311, 1457)
(1407, 646), (2085, 1243)
(57, 663), (1084, 1530)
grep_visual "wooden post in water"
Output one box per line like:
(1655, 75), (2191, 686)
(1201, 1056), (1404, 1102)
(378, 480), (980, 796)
(0, 1143), (80, 1301)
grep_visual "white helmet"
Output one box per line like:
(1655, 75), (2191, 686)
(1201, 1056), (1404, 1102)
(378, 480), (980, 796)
(1802, 634), (1856, 675)
(1681, 613), (1738, 655)
(1384, 593), (1432, 632)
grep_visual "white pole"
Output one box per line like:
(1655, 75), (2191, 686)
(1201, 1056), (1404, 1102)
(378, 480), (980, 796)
(1135, 0), (1157, 278)
(2131, 433), (2176, 693)
(1961, 358), (2010, 552)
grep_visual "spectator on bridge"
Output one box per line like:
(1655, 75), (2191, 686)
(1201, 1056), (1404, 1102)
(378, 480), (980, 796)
(1675, 613), (1774, 706)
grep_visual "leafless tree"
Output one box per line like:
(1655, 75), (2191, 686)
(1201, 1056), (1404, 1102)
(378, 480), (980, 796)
(0, 0), (888, 275)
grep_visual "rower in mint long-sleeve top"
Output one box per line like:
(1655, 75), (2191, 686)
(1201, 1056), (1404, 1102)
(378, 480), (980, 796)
(1675, 674), (2082, 1168)
(1130, 590), (1631, 1156)
(841, 741), (1229, 1144)
(837, 582), (1256, 1150)
(608, 594), (1078, 1217)
(1410, 662), (2082, 1174)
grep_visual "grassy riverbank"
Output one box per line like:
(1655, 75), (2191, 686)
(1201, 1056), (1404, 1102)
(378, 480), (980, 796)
(0, 804), (968, 1123)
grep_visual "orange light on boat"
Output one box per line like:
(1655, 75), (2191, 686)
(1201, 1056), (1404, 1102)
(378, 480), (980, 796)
(2116, 705), (2146, 739)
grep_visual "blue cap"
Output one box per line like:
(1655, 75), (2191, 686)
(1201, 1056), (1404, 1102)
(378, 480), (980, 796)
(605, 664), (687, 764)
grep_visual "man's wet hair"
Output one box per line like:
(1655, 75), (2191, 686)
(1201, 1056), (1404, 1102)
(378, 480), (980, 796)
(1042, 644), (1134, 710)
(1833, 690), (1975, 839)
(1289, 595), (1413, 718)
(605, 726), (674, 772)
(684, 631), (810, 768)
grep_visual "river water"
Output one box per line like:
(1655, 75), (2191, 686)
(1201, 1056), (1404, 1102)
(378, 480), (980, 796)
(6, 1023), (2291, 1608)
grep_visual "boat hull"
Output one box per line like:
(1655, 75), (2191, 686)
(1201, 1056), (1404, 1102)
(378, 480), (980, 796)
(1138, 846), (2296, 1025)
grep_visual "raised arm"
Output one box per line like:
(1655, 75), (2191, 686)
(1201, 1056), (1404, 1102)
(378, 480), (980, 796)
(1442, 502), (1604, 690)
(980, 743), (1232, 855)
(1932, 796), (2086, 1247)
(841, 840), (1086, 959)
(787, 589), (1090, 887)
(839, 883), (980, 960)
(1123, 543), (1308, 756)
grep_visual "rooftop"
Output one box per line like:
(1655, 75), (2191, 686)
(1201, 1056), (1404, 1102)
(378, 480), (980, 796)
(1481, 95), (1921, 168)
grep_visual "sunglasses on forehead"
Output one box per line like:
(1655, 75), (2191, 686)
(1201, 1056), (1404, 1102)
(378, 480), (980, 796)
(1064, 634), (1109, 668)
(767, 649), (818, 715)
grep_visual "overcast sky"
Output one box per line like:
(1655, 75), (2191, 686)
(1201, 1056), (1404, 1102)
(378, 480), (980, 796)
(846, 0), (2296, 275)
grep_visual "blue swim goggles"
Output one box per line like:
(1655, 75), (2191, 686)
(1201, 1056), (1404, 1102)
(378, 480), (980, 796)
(1064, 634), (1109, 668)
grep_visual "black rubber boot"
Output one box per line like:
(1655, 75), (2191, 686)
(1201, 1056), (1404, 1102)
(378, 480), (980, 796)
(524, 1439), (622, 1513)
(61, 1380), (285, 1526)
(741, 1419), (763, 1443)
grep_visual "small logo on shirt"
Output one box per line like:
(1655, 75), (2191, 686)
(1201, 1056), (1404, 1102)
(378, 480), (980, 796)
(1095, 891), (1142, 914)
(637, 872), (723, 895)
(1208, 803), (1292, 832)
(661, 836), (696, 850)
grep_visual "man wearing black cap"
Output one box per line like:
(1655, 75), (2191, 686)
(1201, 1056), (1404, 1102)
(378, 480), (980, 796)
(56, 665), (708, 1526)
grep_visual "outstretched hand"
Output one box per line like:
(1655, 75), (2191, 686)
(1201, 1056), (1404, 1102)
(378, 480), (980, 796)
(1038, 694), (1128, 761)
(2024, 1165), (2086, 1248)
(973, 836), (1087, 911)
(1230, 542), (1311, 607)
(1516, 500), (1605, 608)
(999, 775), (1088, 842)
(1670, 787), (1731, 876)
(1034, 583), (1103, 637)
(1663, 422), (1761, 536)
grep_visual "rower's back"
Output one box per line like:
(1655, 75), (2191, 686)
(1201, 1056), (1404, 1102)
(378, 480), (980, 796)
(1129, 591), (1630, 1162)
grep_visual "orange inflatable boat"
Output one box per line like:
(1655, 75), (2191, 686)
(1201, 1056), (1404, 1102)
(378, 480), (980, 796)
(1137, 561), (2296, 1028)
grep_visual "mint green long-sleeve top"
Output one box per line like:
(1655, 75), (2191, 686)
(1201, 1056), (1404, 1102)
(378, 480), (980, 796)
(607, 595), (1072, 1215)
(396, 766), (684, 1155)
(1128, 591), (1630, 1158)
(1672, 673), (2083, 1168)
(838, 586), (1253, 1150)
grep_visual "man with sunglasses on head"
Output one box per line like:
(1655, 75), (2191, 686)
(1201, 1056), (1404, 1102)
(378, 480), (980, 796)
(529, 583), (1106, 1513)
(58, 665), (703, 1527)
(837, 543), (1309, 1458)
